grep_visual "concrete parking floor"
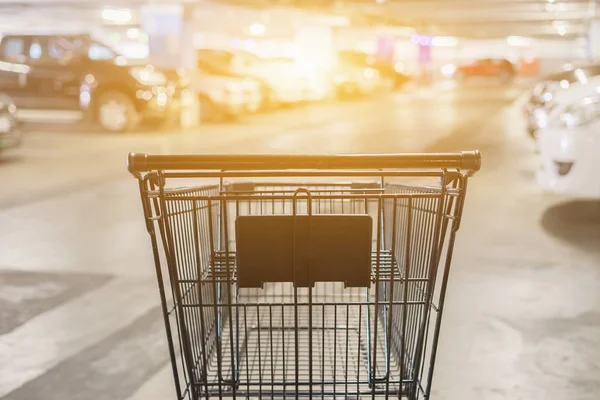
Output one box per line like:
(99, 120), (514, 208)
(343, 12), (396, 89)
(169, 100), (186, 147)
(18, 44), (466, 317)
(0, 82), (598, 400)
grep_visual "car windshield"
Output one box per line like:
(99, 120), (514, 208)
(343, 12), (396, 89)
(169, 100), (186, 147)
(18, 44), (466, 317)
(51, 37), (121, 61)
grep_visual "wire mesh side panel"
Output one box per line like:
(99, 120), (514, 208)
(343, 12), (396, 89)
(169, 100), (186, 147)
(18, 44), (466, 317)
(153, 186), (223, 400)
(382, 182), (465, 400)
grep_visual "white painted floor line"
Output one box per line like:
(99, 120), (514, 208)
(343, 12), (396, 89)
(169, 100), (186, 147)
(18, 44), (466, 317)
(0, 277), (158, 397)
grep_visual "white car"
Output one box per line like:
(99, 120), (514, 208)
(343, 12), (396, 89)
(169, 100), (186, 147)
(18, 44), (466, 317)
(196, 60), (262, 121)
(535, 71), (600, 197)
(525, 64), (600, 136)
(237, 55), (307, 105)
(197, 49), (307, 107)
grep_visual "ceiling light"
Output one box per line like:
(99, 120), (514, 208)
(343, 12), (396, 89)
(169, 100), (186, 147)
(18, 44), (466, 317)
(547, 0), (555, 3)
(507, 36), (532, 47)
(557, 25), (567, 36)
(126, 28), (140, 39)
(431, 36), (458, 47)
(376, 0), (387, 3)
(102, 8), (132, 23)
(248, 23), (266, 37)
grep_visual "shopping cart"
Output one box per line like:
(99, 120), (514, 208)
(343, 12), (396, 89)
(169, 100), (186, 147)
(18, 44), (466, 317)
(128, 152), (481, 400)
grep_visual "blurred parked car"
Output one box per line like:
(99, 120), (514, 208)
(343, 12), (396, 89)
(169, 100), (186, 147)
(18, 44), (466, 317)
(525, 64), (600, 137)
(271, 57), (333, 102)
(454, 58), (515, 82)
(0, 92), (21, 152)
(536, 92), (600, 198)
(198, 49), (306, 108)
(0, 33), (189, 132)
(334, 51), (381, 97)
(528, 73), (600, 137)
(196, 58), (261, 122)
(338, 51), (410, 90)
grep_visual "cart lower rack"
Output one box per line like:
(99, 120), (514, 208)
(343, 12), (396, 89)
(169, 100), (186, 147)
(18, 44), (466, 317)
(129, 152), (480, 399)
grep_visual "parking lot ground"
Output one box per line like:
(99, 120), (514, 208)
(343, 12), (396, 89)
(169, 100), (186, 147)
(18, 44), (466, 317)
(1, 82), (599, 400)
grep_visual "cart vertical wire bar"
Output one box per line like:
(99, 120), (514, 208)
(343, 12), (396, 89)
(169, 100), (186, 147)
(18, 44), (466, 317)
(385, 197), (398, 399)
(371, 195), (383, 399)
(321, 302), (325, 399)
(401, 197), (412, 399)
(161, 186), (196, 398)
(282, 303), (287, 400)
(178, 199), (197, 384)
(292, 196), (300, 400)
(206, 199), (223, 399)
(257, 305), (263, 398)
(333, 304), (338, 395)
(243, 304), (250, 396)
(407, 196), (428, 383)
(411, 182), (446, 398)
(179, 197), (200, 391)
(192, 201), (210, 398)
(365, 196), (372, 389)
(234, 198), (241, 389)
(139, 178), (184, 400)
(345, 302), (350, 399)
(305, 191), (314, 398)
(221, 199), (237, 396)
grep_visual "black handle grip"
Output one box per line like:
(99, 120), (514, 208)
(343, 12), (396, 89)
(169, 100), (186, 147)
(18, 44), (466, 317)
(128, 151), (481, 174)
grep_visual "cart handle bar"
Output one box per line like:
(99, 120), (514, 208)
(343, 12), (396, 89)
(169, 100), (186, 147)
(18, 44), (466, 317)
(128, 151), (481, 174)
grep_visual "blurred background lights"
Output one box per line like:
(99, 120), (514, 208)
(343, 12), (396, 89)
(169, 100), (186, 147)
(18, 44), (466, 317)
(248, 23), (266, 37)
(126, 28), (140, 40)
(506, 36), (533, 47)
(440, 63), (457, 78)
(101, 8), (132, 23)
(431, 36), (458, 47)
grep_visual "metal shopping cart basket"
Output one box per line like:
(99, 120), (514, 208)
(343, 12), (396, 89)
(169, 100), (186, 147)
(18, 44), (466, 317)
(128, 152), (481, 400)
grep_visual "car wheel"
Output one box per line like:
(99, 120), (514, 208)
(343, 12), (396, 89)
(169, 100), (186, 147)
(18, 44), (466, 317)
(96, 91), (138, 133)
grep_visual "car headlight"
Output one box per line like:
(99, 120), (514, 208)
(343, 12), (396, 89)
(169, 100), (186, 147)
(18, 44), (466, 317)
(553, 97), (600, 128)
(129, 66), (167, 86)
(541, 91), (553, 103)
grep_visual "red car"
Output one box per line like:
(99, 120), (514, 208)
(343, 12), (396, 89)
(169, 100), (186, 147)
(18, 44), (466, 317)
(455, 58), (516, 82)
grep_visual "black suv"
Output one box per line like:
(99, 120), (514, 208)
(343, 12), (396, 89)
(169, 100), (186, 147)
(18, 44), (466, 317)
(0, 34), (189, 132)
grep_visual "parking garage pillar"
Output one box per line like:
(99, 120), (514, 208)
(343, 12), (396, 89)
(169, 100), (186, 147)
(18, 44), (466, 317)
(141, 3), (199, 128)
(587, 19), (600, 62)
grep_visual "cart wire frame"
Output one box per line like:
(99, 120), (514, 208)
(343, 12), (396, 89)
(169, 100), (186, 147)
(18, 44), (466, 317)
(129, 152), (480, 400)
